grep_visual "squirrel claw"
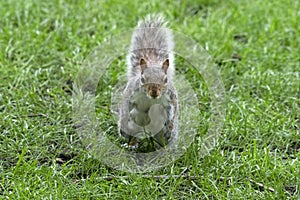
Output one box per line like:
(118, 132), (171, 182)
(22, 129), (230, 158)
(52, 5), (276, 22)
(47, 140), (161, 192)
(121, 142), (138, 150)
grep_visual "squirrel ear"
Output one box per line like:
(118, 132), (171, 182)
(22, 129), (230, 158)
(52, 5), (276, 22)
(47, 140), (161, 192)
(162, 59), (169, 74)
(140, 58), (147, 74)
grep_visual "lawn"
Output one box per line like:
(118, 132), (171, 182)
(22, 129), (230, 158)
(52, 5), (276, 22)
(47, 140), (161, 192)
(0, 0), (299, 199)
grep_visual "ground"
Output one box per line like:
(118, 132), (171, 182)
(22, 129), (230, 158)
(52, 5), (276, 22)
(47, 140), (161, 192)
(0, 0), (299, 199)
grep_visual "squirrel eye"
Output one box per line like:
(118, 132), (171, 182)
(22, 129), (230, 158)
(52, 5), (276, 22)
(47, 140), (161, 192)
(141, 76), (145, 84)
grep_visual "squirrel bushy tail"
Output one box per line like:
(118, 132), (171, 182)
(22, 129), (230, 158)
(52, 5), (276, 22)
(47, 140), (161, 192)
(127, 14), (175, 79)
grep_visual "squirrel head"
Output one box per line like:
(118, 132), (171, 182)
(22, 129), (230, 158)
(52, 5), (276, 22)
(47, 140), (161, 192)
(139, 58), (169, 99)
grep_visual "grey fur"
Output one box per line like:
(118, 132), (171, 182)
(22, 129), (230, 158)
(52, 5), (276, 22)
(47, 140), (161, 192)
(119, 14), (178, 147)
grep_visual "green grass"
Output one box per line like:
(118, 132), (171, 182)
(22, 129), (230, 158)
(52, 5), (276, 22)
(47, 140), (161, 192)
(0, 0), (299, 199)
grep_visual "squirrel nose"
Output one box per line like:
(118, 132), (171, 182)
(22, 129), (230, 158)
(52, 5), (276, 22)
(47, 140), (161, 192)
(149, 86), (160, 98)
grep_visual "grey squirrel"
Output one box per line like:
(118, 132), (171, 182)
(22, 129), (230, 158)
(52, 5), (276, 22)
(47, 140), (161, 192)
(118, 14), (178, 149)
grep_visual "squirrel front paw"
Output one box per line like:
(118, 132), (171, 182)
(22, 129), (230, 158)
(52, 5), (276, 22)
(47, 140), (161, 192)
(129, 108), (150, 126)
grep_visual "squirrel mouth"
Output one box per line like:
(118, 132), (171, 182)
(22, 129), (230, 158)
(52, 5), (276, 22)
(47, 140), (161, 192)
(149, 93), (159, 99)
